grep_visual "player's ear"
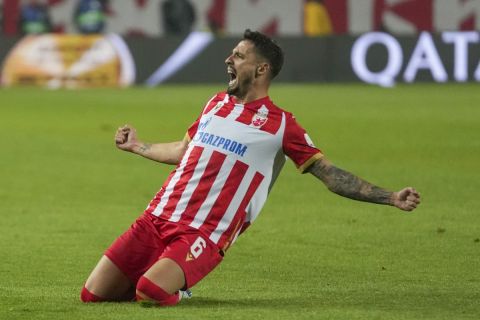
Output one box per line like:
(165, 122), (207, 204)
(255, 63), (269, 78)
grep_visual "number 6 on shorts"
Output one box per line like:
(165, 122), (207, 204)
(190, 236), (207, 259)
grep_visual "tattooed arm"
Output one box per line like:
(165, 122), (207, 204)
(114, 124), (188, 165)
(308, 157), (420, 211)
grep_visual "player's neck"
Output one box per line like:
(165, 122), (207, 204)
(235, 84), (269, 104)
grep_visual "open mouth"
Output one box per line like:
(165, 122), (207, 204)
(227, 67), (237, 86)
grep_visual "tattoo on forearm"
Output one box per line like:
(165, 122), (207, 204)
(138, 143), (152, 154)
(309, 160), (392, 205)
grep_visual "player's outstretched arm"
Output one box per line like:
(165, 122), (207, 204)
(308, 157), (420, 212)
(114, 124), (188, 165)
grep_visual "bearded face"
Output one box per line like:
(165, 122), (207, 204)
(225, 40), (259, 100)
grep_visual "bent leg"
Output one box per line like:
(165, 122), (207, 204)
(82, 255), (135, 302)
(135, 258), (185, 306)
(80, 214), (167, 302)
(134, 231), (223, 306)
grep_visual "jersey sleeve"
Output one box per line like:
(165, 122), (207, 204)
(185, 114), (201, 142)
(283, 113), (323, 173)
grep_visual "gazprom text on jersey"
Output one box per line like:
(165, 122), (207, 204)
(193, 132), (247, 157)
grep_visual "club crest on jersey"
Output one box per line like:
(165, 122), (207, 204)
(251, 105), (269, 128)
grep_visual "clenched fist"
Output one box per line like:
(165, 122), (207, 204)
(392, 187), (421, 212)
(115, 124), (138, 152)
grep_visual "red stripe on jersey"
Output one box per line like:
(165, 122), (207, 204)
(201, 160), (249, 236)
(218, 171), (264, 251)
(179, 151), (227, 225)
(160, 146), (204, 220)
(214, 102), (234, 118)
(234, 102), (282, 135)
(259, 110), (282, 135)
(235, 104), (259, 125)
(204, 92), (227, 114)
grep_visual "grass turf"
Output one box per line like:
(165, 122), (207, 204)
(0, 84), (479, 320)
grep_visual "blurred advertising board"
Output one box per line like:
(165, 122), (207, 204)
(1, 34), (135, 88)
(1, 31), (479, 86)
(351, 31), (480, 86)
(124, 31), (480, 86)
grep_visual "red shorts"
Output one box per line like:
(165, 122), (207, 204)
(105, 213), (223, 289)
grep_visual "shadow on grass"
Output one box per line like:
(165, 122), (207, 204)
(180, 296), (307, 309)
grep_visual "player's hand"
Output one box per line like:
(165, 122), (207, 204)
(115, 124), (138, 152)
(392, 187), (420, 212)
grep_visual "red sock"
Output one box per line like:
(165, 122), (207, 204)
(81, 286), (105, 303)
(135, 276), (180, 306)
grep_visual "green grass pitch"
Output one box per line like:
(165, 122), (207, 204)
(1, 84), (479, 320)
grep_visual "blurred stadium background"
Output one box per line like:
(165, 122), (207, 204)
(1, 0), (480, 87)
(1, 1), (479, 320)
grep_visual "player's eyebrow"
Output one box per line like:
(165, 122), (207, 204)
(232, 49), (245, 58)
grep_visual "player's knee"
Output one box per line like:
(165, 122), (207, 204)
(80, 286), (105, 303)
(135, 276), (180, 307)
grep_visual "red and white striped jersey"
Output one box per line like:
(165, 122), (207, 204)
(145, 92), (323, 251)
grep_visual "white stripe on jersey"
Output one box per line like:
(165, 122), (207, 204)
(209, 168), (256, 244)
(151, 146), (194, 217)
(225, 104), (244, 121)
(168, 148), (213, 222)
(188, 159), (236, 229)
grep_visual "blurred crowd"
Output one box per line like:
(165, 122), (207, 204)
(2, 0), (333, 37)
(18, 0), (108, 35)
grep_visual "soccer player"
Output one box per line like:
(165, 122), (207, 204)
(81, 29), (420, 306)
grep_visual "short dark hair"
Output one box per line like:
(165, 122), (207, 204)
(243, 29), (284, 79)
